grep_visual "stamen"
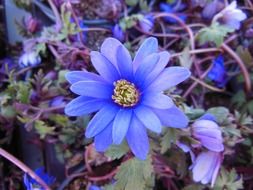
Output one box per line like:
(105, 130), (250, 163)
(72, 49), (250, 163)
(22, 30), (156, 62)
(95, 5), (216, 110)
(112, 79), (139, 107)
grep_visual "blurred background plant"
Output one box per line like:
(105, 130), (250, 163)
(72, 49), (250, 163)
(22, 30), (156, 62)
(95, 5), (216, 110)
(0, 0), (253, 190)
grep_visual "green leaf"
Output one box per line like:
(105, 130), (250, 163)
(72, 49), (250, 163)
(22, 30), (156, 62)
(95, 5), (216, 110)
(16, 82), (31, 103)
(236, 46), (253, 67)
(35, 43), (47, 55)
(114, 157), (154, 190)
(139, 0), (149, 11)
(34, 120), (55, 139)
(197, 22), (233, 47)
(214, 168), (243, 190)
(235, 111), (253, 126)
(105, 141), (129, 160)
(207, 107), (229, 124)
(125, 0), (139, 6)
(160, 128), (179, 154)
(49, 114), (69, 126)
(119, 14), (144, 31)
(104, 184), (115, 190)
(0, 105), (16, 118)
(231, 90), (246, 108)
(179, 46), (193, 69)
(182, 184), (204, 190)
(184, 105), (205, 120)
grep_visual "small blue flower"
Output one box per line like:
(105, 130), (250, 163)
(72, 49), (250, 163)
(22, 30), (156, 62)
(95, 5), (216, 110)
(19, 51), (41, 68)
(23, 168), (55, 190)
(112, 24), (125, 42)
(65, 37), (191, 160)
(139, 15), (154, 32)
(159, 2), (187, 23)
(207, 55), (227, 88)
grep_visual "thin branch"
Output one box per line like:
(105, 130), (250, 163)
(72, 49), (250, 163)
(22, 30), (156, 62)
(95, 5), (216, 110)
(189, 76), (225, 93)
(221, 43), (251, 94)
(170, 48), (222, 58)
(0, 148), (51, 190)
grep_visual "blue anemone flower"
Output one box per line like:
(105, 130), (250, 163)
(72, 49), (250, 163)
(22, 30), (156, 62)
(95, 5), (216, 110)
(23, 167), (55, 190)
(207, 55), (227, 88)
(159, 2), (187, 23)
(65, 37), (190, 160)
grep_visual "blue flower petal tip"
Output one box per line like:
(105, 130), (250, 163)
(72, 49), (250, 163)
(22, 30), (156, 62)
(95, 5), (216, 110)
(207, 55), (227, 88)
(23, 167), (55, 190)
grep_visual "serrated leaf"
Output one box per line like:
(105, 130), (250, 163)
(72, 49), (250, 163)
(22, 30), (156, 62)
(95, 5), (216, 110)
(207, 107), (229, 124)
(214, 168), (243, 190)
(160, 128), (178, 154)
(114, 157), (154, 190)
(179, 46), (193, 69)
(235, 111), (253, 126)
(49, 114), (69, 127)
(105, 142), (129, 160)
(34, 120), (55, 139)
(119, 14), (144, 31)
(197, 22), (233, 46)
(231, 90), (246, 108)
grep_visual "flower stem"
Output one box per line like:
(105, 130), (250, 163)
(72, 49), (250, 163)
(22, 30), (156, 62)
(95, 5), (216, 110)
(153, 12), (195, 50)
(221, 43), (251, 94)
(189, 76), (225, 92)
(170, 48), (222, 58)
(0, 148), (51, 190)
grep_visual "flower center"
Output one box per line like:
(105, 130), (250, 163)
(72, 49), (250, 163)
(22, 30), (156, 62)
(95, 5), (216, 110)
(112, 79), (139, 107)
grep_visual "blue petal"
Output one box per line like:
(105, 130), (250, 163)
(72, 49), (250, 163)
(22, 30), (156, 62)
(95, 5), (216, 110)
(90, 51), (120, 82)
(134, 105), (162, 133)
(65, 71), (104, 84)
(100, 37), (122, 69)
(112, 109), (133, 144)
(192, 151), (215, 183)
(70, 81), (113, 99)
(146, 66), (191, 92)
(142, 92), (173, 109)
(132, 37), (158, 71)
(134, 54), (159, 88)
(143, 51), (170, 88)
(116, 45), (133, 80)
(154, 106), (189, 128)
(126, 116), (149, 160)
(94, 122), (113, 152)
(85, 104), (118, 138)
(198, 113), (217, 122)
(64, 96), (105, 116)
(207, 55), (227, 88)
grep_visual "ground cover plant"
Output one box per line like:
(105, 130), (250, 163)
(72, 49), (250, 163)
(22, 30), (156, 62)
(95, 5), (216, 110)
(0, 0), (253, 189)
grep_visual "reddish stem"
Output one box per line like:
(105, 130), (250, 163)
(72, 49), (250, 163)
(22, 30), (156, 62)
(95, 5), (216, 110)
(221, 43), (251, 94)
(0, 148), (51, 190)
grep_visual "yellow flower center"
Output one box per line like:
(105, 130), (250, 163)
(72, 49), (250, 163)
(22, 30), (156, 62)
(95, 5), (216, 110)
(112, 79), (139, 107)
